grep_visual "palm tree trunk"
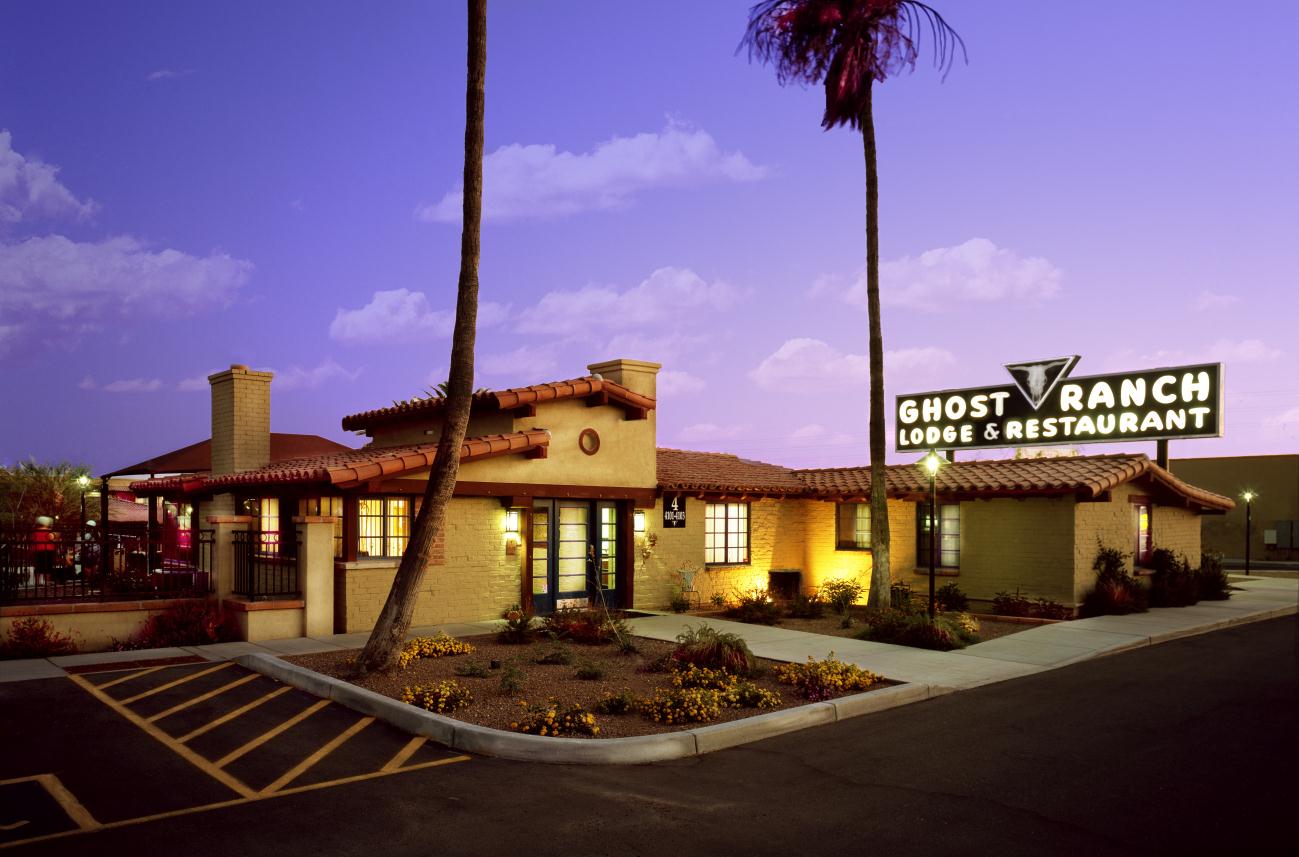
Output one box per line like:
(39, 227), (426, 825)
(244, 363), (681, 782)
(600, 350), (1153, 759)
(356, 0), (487, 674)
(862, 78), (892, 611)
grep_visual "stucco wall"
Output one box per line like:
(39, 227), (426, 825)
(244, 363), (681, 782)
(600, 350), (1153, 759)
(335, 497), (523, 633)
(951, 497), (1078, 606)
(1152, 505), (1202, 565)
(1, 599), (203, 653)
(1173, 455), (1293, 559)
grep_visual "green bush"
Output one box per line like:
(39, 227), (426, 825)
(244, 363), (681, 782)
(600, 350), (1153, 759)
(542, 606), (629, 645)
(1080, 545), (1148, 617)
(935, 581), (969, 612)
(1149, 549), (1200, 608)
(890, 581), (919, 613)
(574, 661), (604, 681)
(498, 664), (524, 696)
(1197, 551), (1231, 601)
(453, 661), (490, 678)
(497, 605), (535, 644)
(854, 610), (971, 651)
(533, 645), (573, 666)
(1, 616), (78, 659)
(113, 599), (239, 651)
(723, 589), (782, 625)
(667, 589), (692, 614)
(785, 592), (825, 619)
(992, 589), (1071, 619)
(819, 578), (864, 615)
(672, 625), (755, 675)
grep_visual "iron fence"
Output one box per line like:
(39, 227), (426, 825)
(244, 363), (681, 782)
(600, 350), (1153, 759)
(231, 530), (300, 600)
(0, 530), (214, 605)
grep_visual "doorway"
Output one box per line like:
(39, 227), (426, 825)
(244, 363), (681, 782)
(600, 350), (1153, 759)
(529, 500), (619, 614)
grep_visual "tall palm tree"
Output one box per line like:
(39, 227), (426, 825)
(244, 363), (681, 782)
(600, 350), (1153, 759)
(742, 0), (963, 610)
(357, 0), (488, 674)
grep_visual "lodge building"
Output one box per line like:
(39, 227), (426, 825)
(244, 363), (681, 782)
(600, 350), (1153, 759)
(115, 358), (1232, 644)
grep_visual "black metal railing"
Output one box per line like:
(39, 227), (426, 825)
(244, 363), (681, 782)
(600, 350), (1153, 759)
(231, 530), (300, 600)
(0, 530), (214, 605)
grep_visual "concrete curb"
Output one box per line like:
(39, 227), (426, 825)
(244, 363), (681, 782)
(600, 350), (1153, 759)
(236, 653), (932, 765)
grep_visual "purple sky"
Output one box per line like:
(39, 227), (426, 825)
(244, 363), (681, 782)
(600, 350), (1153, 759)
(2, 0), (1295, 475)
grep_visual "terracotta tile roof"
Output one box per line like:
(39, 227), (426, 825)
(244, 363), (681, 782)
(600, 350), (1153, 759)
(794, 454), (1234, 512)
(104, 433), (355, 478)
(107, 497), (149, 523)
(131, 430), (550, 495)
(340, 376), (656, 431)
(655, 448), (807, 495)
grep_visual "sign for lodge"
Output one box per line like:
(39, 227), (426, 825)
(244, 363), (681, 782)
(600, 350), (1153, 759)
(895, 357), (1223, 452)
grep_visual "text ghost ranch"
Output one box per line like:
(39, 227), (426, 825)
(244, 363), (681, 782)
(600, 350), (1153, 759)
(896, 363), (1222, 452)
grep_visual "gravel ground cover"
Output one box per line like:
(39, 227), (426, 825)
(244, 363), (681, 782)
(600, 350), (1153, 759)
(686, 608), (1031, 643)
(289, 634), (894, 738)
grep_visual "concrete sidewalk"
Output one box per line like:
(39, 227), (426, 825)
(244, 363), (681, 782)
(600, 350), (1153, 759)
(2, 578), (1294, 689)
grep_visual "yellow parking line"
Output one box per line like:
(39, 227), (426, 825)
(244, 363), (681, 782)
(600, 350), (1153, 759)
(0, 774), (100, 833)
(68, 674), (256, 800)
(95, 665), (166, 691)
(118, 662), (232, 705)
(260, 716), (374, 795)
(215, 699), (329, 769)
(381, 736), (427, 772)
(147, 673), (260, 723)
(177, 686), (292, 743)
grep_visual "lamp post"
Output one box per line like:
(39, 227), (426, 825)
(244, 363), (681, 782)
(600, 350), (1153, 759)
(77, 474), (90, 533)
(1241, 491), (1256, 576)
(920, 451), (943, 620)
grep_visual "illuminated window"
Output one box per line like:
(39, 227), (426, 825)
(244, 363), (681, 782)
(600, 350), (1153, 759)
(242, 497), (280, 555)
(917, 502), (961, 569)
(705, 502), (749, 565)
(358, 497), (414, 559)
(836, 503), (871, 550)
(1134, 501), (1153, 566)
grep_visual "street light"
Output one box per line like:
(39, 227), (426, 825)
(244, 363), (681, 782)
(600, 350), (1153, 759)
(76, 474), (90, 533)
(920, 451), (944, 620)
(1241, 490), (1256, 576)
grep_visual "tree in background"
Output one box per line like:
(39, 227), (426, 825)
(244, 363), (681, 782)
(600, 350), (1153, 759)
(0, 460), (91, 532)
(741, 0), (964, 609)
(357, 0), (487, 673)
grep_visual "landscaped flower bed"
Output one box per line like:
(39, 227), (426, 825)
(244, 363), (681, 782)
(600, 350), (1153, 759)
(288, 611), (894, 739)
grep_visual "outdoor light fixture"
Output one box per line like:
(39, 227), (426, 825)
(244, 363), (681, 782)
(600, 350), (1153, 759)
(503, 509), (521, 539)
(634, 510), (646, 534)
(1241, 491), (1257, 576)
(918, 451), (944, 620)
(77, 474), (91, 532)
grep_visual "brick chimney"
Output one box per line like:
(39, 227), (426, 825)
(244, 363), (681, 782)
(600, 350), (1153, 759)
(586, 358), (662, 399)
(209, 364), (272, 477)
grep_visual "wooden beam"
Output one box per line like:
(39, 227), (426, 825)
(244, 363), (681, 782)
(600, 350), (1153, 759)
(623, 406), (648, 421)
(585, 392), (609, 408)
(525, 446), (548, 459)
(512, 404), (537, 418)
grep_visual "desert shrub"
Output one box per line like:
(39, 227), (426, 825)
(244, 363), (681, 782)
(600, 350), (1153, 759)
(671, 663), (735, 691)
(1080, 544), (1148, 617)
(992, 589), (1033, 617)
(454, 661), (490, 678)
(820, 578), (864, 615)
(1032, 598), (1072, 620)
(775, 655), (881, 701)
(533, 645), (573, 666)
(400, 680), (472, 713)
(510, 699), (599, 736)
(785, 592), (825, 619)
(949, 612), (980, 645)
(855, 611), (969, 651)
(709, 593), (728, 608)
(723, 588), (782, 625)
(637, 686), (725, 724)
(1149, 549), (1200, 608)
(113, 599), (239, 651)
(672, 625), (755, 675)
(725, 680), (781, 709)
(616, 635), (639, 656)
(397, 633), (474, 668)
(497, 605), (535, 645)
(637, 652), (675, 674)
(890, 581), (919, 613)
(498, 664), (524, 695)
(668, 589), (692, 614)
(1, 616), (78, 659)
(574, 661), (604, 681)
(1197, 551), (1231, 601)
(935, 581), (969, 612)
(542, 606), (629, 645)
(595, 689), (637, 715)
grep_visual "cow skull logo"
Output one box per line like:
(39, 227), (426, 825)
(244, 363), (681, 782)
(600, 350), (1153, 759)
(1004, 356), (1080, 410)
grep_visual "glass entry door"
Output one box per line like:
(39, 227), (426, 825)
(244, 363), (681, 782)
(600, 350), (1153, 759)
(529, 500), (618, 614)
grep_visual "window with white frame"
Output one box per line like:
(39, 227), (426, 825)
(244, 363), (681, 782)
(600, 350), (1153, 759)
(836, 503), (871, 550)
(917, 502), (961, 569)
(705, 502), (749, 565)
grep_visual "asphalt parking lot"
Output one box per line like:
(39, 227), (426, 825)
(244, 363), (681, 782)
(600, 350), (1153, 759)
(0, 660), (469, 850)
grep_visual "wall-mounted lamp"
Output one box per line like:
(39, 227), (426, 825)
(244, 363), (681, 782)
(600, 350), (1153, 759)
(503, 509), (521, 555)
(634, 510), (646, 534)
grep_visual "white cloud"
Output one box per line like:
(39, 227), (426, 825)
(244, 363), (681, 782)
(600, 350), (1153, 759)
(1264, 405), (1299, 440)
(177, 373), (212, 392)
(750, 338), (955, 393)
(791, 423), (827, 439)
(820, 239), (1062, 312)
(657, 370), (706, 396)
(518, 267), (739, 335)
(77, 376), (95, 390)
(271, 359), (362, 391)
(1192, 291), (1239, 312)
(146, 68), (193, 82)
(329, 288), (509, 345)
(0, 131), (98, 225)
(102, 378), (163, 393)
(479, 344), (560, 377)
(1115, 338), (1283, 369)
(417, 121), (765, 223)
(678, 422), (750, 443)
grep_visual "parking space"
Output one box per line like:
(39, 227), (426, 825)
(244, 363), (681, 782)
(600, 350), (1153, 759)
(0, 661), (470, 850)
